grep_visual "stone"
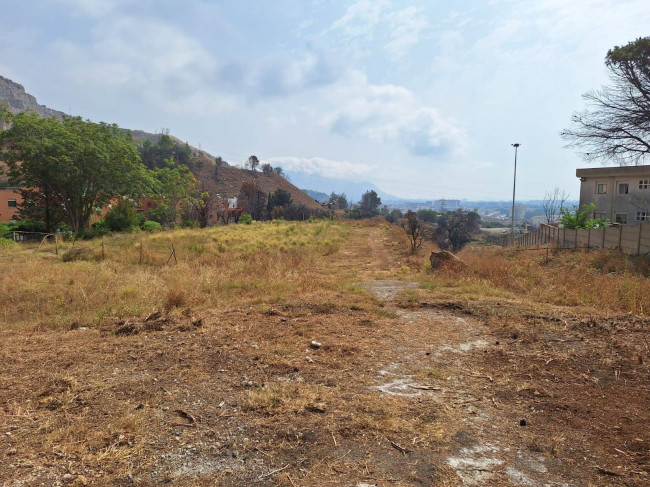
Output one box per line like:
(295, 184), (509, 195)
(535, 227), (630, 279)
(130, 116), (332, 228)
(429, 250), (467, 270)
(310, 340), (322, 349)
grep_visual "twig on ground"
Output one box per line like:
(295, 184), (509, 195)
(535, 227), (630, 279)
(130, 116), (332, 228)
(258, 464), (290, 480)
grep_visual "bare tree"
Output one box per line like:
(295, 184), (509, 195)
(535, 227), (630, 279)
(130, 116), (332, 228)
(542, 186), (569, 223)
(401, 210), (422, 253)
(561, 37), (650, 166)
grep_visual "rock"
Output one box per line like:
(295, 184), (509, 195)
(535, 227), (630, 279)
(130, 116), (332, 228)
(306, 356), (314, 363)
(310, 340), (322, 349)
(429, 250), (467, 270)
(62, 473), (74, 483)
(0, 75), (65, 119)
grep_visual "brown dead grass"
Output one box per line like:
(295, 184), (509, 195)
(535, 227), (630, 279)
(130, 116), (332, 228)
(0, 220), (648, 486)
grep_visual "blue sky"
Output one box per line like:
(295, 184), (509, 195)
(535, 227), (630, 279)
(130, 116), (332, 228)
(2, 0), (650, 201)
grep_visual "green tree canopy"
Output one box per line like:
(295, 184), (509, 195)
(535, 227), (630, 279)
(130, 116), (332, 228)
(1, 113), (154, 233)
(359, 190), (381, 217)
(560, 203), (608, 229)
(150, 158), (198, 225)
(271, 188), (293, 207)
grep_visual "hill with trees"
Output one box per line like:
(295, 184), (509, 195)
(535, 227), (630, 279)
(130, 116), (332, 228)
(0, 75), (323, 227)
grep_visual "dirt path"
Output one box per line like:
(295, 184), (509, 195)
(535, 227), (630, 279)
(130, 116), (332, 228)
(1, 221), (648, 486)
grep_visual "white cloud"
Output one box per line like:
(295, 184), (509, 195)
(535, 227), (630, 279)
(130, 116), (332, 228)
(327, 0), (429, 60)
(384, 6), (429, 60)
(321, 71), (468, 158)
(330, 0), (390, 39)
(54, 0), (138, 17)
(267, 156), (376, 180)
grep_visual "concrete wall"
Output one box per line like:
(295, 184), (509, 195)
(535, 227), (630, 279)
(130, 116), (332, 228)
(502, 223), (650, 255)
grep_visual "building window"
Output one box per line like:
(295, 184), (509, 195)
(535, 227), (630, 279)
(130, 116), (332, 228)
(594, 212), (607, 220)
(596, 183), (607, 194)
(8, 199), (17, 207)
(147, 201), (152, 208)
(640, 179), (649, 190)
(615, 213), (627, 224)
(637, 212), (649, 221)
(618, 183), (629, 194)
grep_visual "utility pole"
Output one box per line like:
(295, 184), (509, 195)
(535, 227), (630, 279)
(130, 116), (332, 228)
(511, 143), (520, 236)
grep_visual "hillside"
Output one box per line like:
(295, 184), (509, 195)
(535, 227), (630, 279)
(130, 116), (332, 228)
(0, 74), (321, 211)
(0, 76), (65, 118)
(195, 160), (323, 210)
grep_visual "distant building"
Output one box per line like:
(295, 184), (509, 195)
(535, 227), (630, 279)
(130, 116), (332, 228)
(576, 165), (650, 225)
(508, 203), (526, 223)
(434, 199), (461, 212)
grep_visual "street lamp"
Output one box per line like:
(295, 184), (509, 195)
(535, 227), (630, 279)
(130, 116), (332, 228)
(510, 143), (520, 236)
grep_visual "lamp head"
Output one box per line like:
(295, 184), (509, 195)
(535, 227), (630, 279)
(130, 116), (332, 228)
(512, 143), (520, 148)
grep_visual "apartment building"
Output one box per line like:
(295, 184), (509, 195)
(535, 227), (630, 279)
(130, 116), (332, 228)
(576, 165), (650, 225)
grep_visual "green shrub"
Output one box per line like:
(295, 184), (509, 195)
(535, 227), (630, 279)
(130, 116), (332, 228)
(104, 199), (140, 232)
(240, 213), (253, 225)
(91, 220), (109, 237)
(0, 238), (17, 248)
(141, 220), (161, 232)
(0, 223), (10, 239)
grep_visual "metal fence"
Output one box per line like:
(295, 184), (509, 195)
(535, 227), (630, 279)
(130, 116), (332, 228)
(500, 222), (650, 255)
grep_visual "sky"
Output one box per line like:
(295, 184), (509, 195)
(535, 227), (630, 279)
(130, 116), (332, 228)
(2, 0), (650, 201)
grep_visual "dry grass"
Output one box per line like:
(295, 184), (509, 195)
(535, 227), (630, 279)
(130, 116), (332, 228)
(418, 244), (650, 316)
(1, 220), (649, 486)
(0, 219), (350, 330)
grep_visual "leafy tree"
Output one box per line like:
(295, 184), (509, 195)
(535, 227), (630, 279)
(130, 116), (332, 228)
(0, 102), (11, 129)
(385, 209), (403, 223)
(248, 155), (260, 172)
(139, 134), (194, 170)
(150, 159), (198, 225)
(433, 210), (481, 252)
(402, 210), (422, 253)
(416, 209), (440, 223)
(328, 192), (348, 210)
(560, 203), (608, 229)
(542, 186), (569, 223)
(261, 163), (273, 175)
(1, 113), (153, 233)
(104, 198), (141, 231)
(271, 188), (293, 207)
(273, 166), (286, 178)
(359, 190), (381, 217)
(562, 37), (650, 165)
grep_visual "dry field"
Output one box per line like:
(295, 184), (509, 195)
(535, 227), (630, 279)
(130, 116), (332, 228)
(0, 220), (648, 486)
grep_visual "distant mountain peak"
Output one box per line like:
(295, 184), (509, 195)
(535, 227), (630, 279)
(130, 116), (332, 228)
(0, 75), (65, 119)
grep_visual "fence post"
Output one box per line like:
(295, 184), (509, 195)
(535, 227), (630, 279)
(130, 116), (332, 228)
(602, 227), (606, 249)
(618, 225), (623, 249)
(638, 222), (644, 255)
(587, 228), (591, 249)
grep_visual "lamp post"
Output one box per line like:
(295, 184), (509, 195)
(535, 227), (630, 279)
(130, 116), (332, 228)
(510, 143), (520, 236)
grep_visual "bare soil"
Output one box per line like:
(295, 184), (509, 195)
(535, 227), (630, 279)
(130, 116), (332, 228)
(1, 223), (648, 486)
